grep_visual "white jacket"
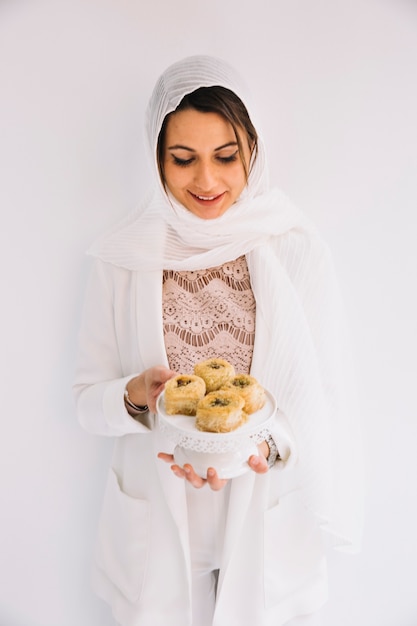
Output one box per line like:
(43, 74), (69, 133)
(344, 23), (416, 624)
(73, 258), (328, 626)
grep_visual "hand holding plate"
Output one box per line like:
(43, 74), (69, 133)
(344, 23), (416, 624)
(157, 453), (228, 490)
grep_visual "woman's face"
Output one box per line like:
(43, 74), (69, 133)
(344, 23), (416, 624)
(162, 108), (252, 220)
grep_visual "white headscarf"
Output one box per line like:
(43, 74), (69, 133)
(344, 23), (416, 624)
(88, 54), (306, 271)
(89, 55), (363, 552)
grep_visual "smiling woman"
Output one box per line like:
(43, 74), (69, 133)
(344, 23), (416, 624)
(156, 84), (258, 219)
(162, 109), (251, 219)
(74, 55), (363, 626)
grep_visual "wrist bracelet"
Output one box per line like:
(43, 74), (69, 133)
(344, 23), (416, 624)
(124, 388), (149, 413)
(265, 434), (280, 469)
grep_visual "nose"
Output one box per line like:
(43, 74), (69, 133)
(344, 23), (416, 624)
(194, 160), (217, 191)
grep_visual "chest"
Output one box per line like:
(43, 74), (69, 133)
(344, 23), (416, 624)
(162, 256), (256, 373)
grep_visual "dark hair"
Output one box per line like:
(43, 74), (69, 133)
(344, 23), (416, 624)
(157, 86), (258, 186)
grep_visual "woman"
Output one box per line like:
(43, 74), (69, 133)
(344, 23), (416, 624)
(74, 55), (363, 626)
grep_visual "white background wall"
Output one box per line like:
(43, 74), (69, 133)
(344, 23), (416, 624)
(1, 0), (416, 624)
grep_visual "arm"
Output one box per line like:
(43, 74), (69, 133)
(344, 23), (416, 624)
(73, 260), (174, 436)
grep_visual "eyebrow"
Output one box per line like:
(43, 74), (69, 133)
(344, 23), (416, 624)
(167, 141), (238, 152)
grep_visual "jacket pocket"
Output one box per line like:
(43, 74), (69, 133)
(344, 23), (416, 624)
(263, 491), (324, 609)
(94, 468), (150, 603)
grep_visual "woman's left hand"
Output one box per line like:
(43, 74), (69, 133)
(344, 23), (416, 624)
(158, 441), (269, 490)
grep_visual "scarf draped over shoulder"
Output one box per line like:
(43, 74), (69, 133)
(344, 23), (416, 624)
(88, 55), (363, 552)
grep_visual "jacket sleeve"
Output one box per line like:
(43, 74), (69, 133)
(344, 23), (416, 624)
(73, 259), (150, 437)
(268, 410), (298, 468)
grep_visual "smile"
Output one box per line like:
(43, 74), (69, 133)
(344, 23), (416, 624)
(189, 191), (226, 203)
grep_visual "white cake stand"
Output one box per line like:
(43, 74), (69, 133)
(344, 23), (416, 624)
(157, 389), (277, 479)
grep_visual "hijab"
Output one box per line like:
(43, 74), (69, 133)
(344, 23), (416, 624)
(88, 54), (306, 271)
(89, 55), (363, 552)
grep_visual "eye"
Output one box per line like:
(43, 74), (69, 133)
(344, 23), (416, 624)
(171, 155), (194, 167)
(217, 150), (239, 164)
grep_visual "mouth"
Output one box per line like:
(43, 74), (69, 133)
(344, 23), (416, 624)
(188, 191), (226, 206)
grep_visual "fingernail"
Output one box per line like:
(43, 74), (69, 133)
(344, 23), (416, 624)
(207, 469), (215, 477)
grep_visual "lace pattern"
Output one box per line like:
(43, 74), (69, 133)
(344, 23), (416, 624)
(159, 420), (274, 452)
(163, 256), (256, 374)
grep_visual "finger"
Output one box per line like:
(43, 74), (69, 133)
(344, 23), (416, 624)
(155, 367), (177, 384)
(153, 372), (176, 393)
(183, 464), (206, 489)
(150, 383), (171, 412)
(168, 463), (206, 486)
(150, 389), (165, 412)
(248, 454), (269, 474)
(206, 467), (228, 491)
(170, 464), (187, 479)
(162, 371), (177, 384)
(157, 452), (175, 463)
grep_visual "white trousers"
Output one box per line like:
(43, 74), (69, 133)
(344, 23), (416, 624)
(186, 483), (324, 626)
(186, 482), (229, 626)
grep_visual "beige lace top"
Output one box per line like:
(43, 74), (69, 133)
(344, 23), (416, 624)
(162, 255), (256, 375)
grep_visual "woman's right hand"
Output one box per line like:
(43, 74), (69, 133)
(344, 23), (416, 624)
(126, 366), (176, 413)
(157, 454), (229, 491)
